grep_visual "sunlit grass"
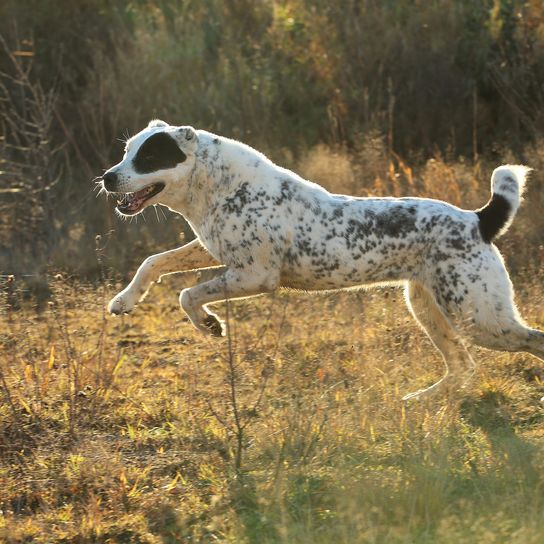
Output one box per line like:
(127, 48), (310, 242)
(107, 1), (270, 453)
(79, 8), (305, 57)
(1, 262), (544, 542)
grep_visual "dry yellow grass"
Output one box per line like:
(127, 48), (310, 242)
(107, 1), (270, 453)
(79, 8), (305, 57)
(1, 266), (544, 543)
(2, 153), (544, 543)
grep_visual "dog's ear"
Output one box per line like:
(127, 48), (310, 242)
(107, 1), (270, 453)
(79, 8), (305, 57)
(177, 126), (197, 141)
(148, 119), (168, 128)
(173, 126), (199, 152)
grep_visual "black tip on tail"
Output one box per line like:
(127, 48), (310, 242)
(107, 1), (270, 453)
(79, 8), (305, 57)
(476, 194), (511, 243)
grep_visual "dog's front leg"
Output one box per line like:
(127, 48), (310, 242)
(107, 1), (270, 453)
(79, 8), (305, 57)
(108, 239), (221, 315)
(179, 269), (278, 337)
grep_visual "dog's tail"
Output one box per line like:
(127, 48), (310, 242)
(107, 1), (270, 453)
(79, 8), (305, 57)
(476, 165), (530, 243)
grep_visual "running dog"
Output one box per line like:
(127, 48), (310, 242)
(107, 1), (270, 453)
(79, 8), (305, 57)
(100, 120), (544, 399)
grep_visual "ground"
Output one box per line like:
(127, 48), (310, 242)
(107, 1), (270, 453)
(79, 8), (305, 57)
(1, 268), (544, 543)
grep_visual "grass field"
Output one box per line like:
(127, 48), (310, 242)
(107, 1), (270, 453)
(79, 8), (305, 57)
(1, 261), (544, 542)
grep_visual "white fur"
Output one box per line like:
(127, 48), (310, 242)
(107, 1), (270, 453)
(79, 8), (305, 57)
(102, 122), (544, 400)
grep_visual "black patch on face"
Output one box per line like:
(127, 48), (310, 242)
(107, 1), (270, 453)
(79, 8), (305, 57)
(132, 133), (186, 174)
(476, 194), (511, 243)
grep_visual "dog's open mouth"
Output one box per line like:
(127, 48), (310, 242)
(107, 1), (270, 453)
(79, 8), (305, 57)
(115, 182), (165, 215)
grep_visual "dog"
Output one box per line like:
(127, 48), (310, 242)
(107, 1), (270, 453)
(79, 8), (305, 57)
(100, 119), (544, 400)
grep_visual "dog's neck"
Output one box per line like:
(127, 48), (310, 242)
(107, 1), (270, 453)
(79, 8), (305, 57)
(166, 132), (263, 228)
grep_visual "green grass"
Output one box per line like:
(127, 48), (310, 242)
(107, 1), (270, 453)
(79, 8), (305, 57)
(1, 270), (544, 543)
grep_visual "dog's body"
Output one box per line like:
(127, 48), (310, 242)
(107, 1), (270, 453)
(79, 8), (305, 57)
(101, 120), (544, 399)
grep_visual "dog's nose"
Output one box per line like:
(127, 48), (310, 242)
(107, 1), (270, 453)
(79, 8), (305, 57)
(102, 172), (118, 191)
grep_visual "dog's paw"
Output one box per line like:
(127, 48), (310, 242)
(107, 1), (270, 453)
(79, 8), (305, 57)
(108, 295), (134, 315)
(201, 314), (225, 337)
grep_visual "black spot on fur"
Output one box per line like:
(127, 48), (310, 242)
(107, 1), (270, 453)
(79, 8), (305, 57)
(222, 182), (251, 216)
(476, 194), (511, 243)
(133, 133), (186, 174)
(375, 207), (417, 238)
(273, 179), (295, 206)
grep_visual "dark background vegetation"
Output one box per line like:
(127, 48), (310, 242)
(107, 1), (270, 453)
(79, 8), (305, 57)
(1, 0), (544, 282)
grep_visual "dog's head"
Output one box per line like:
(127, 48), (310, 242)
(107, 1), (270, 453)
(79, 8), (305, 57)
(101, 120), (198, 216)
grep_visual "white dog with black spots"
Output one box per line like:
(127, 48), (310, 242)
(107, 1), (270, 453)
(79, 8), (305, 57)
(100, 120), (544, 400)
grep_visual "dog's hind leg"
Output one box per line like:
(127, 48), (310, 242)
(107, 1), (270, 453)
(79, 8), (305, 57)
(472, 324), (544, 361)
(445, 247), (544, 363)
(463, 280), (544, 362)
(403, 281), (476, 401)
(108, 239), (222, 315)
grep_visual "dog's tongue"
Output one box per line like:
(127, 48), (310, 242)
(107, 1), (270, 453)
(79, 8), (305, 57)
(117, 193), (144, 212)
(115, 183), (165, 214)
(117, 186), (155, 211)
